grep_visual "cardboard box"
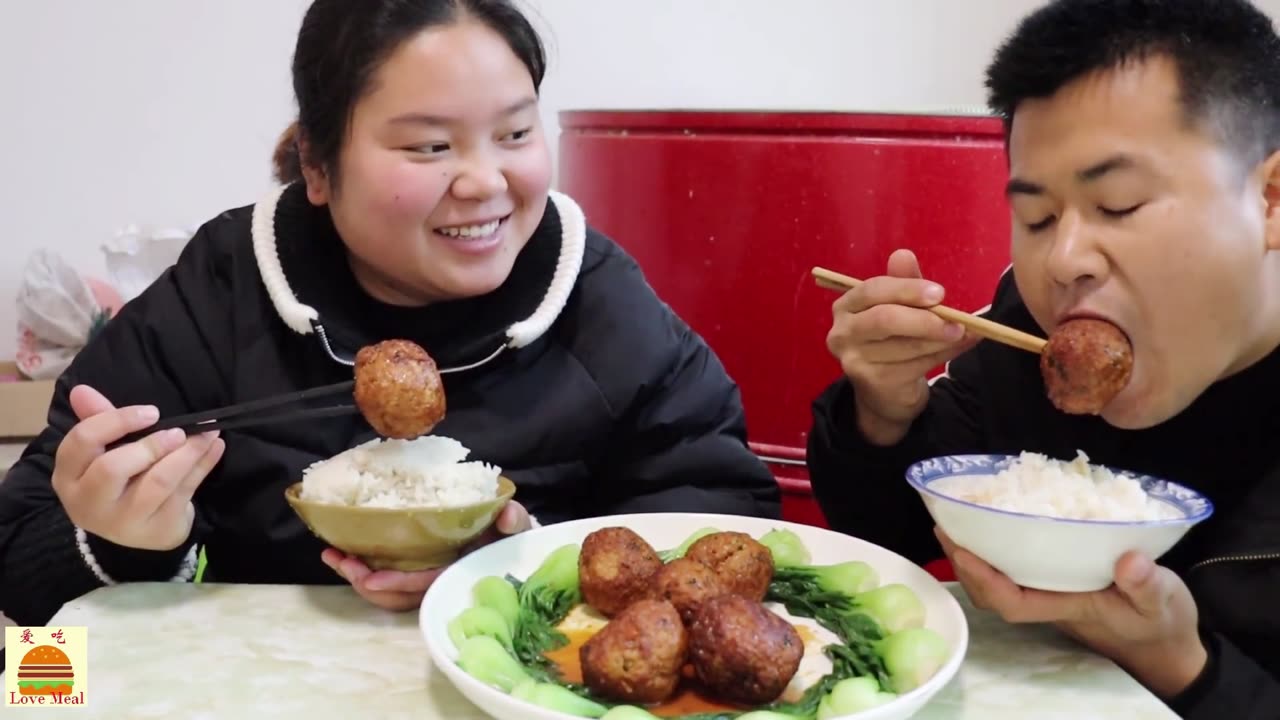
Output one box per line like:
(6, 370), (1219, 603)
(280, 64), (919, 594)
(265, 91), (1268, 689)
(0, 361), (55, 440)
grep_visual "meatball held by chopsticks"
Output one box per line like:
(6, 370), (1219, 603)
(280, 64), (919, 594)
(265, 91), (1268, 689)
(353, 339), (446, 439)
(1040, 318), (1133, 415)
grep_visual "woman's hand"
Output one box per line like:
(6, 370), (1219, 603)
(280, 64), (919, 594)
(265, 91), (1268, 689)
(322, 500), (534, 611)
(53, 385), (225, 551)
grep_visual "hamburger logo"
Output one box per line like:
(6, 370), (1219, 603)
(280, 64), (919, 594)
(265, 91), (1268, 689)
(17, 645), (75, 696)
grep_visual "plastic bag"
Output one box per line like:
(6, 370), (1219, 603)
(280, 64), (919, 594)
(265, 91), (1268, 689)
(102, 224), (192, 303)
(14, 250), (118, 380)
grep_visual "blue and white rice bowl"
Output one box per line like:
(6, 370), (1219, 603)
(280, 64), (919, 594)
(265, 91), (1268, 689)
(906, 453), (1213, 592)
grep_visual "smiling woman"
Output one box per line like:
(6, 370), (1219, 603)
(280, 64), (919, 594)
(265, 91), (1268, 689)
(277, 0), (552, 306)
(0, 0), (780, 628)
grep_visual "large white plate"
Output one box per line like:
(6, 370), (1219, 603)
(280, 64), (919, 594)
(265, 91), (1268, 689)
(420, 513), (969, 720)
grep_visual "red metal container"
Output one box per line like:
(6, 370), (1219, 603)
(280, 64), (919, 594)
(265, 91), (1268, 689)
(558, 110), (1011, 544)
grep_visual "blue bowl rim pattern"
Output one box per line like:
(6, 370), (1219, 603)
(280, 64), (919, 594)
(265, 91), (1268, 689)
(905, 453), (1214, 527)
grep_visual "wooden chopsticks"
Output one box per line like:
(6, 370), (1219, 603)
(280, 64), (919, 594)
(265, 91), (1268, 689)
(812, 266), (1048, 355)
(112, 380), (358, 448)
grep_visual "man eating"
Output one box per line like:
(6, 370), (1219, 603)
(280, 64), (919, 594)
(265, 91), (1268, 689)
(807, 1), (1280, 717)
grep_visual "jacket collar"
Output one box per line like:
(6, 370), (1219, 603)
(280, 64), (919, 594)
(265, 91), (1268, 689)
(249, 182), (585, 372)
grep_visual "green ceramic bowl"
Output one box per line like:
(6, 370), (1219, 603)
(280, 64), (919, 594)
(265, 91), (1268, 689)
(284, 477), (516, 571)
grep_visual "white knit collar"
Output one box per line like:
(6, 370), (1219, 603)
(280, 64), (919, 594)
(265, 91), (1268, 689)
(250, 185), (586, 368)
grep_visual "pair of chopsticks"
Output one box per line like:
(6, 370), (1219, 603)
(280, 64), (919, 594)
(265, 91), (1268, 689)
(812, 267), (1048, 355)
(111, 380), (357, 448)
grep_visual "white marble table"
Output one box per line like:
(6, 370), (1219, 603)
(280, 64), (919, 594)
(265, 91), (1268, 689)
(0, 582), (1178, 719)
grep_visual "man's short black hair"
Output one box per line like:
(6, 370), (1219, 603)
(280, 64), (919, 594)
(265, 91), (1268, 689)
(985, 0), (1280, 165)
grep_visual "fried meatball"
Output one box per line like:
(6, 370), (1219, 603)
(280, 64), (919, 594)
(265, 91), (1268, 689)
(580, 599), (688, 704)
(579, 527), (664, 617)
(687, 594), (803, 705)
(353, 339), (446, 439)
(649, 557), (728, 623)
(1040, 318), (1133, 415)
(684, 531), (774, 601)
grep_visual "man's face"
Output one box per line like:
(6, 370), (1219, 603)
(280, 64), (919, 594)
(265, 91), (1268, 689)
(1007, 56), (1280, 429)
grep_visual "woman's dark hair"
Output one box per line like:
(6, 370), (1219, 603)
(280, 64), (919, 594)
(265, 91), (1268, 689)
(272, 0), (547, 184)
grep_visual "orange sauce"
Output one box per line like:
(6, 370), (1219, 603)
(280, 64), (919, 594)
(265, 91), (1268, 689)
(543, 627), (787, 717)
(542, 630), (588, 685)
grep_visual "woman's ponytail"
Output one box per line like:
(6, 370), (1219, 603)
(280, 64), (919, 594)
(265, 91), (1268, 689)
(271, 121), (304, 184)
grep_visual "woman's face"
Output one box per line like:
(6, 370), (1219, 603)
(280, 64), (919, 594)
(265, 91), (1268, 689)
(303, 19), (552, 305)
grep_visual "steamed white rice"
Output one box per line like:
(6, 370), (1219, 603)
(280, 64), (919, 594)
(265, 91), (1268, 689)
(930, 451), (1183, 521)
(299, 436), (501, 508)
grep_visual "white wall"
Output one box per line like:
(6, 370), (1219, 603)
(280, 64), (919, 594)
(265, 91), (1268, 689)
(0, 0), (311, 361)
(525, 0), (1029, 120)
(3, 0), (1279, 361)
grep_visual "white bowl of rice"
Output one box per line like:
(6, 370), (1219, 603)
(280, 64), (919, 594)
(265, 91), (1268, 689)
(284, 436), (515, 571)
(906, 452), (1213, 592)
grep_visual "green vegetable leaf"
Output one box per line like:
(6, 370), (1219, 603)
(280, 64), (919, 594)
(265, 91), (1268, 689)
(855, 584), (925, 634)
(764, 567), (895, 707)
(507, 576), (573, 683)
(513, 680), (609, 717)
(473, 575), (521, 633)
(456, 635), (532, 692)
(599, 707), (665, 720)
(877, 627), (949, 694)
(449, 605), (515, 654)
(758, 529), (811, 568)
(505, 543), (584, 684)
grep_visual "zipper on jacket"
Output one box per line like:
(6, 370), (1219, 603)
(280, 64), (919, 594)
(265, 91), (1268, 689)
(1189, 552), (1280, 572)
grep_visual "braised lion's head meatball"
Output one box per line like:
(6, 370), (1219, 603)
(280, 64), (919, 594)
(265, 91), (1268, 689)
(649, 557), (728, 624)
(1040, 318), (1133, 415)
(684, 531), (775, 601)
(579, 527), (664, 617)
(352, 339), (446, 439)
(579, 599), (688, 704)
(686, 594), (803, 705)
